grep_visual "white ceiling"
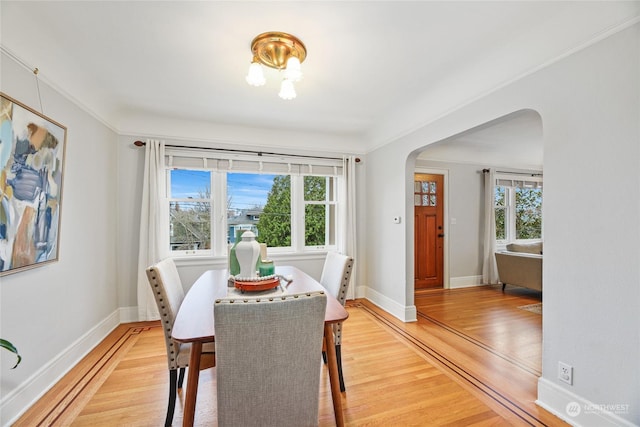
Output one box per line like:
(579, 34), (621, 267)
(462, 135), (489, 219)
(1, 1), (639, 163)
(418, 109), (544, 169)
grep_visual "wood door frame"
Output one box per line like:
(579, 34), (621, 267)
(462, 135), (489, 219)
(414, 167), (449, 289)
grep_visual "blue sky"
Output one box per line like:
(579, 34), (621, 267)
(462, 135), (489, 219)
(171, 170), (275, 210)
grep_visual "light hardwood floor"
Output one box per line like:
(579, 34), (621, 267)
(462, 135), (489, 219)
(16, 286), (566, 426)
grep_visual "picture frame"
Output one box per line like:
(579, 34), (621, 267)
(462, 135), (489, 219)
(0, 93), (67, 276)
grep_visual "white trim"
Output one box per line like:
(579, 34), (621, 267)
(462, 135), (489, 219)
(449, 275), (484, 289)
(364, 289), (417, 322)
(172, 251), (326, 270)
(537, 378), (636, 427)
(0, 311), (120, 427)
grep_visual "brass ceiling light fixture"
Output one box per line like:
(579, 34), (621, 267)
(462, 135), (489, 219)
(245, 31), (307, 100)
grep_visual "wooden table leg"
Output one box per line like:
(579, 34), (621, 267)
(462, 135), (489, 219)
(324, 323), (345, 427)
(182, 341), (202, 427)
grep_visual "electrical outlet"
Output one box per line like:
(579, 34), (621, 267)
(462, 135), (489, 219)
(558, 362), (573, 385)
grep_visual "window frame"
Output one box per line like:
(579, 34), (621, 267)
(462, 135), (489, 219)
(164, 153), (343, 259)
(302, 175), (338, 250)
(494, 174), (543, 246)
(167, 168), (216, 257)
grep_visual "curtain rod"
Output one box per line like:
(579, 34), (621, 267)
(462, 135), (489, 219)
(133, 140), (361, 163)
(482, 168), (542, 177)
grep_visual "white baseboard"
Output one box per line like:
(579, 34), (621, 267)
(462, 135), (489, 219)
(0, 310), (120, 427)
(449, 275), (483, 289)
(363, 287), (417, 322)
(537, 378), (637, 427)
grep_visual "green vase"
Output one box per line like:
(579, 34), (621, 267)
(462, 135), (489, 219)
(229, 229), (245, 276)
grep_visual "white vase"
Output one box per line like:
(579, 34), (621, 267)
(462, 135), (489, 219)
(235, 230), (260, 278)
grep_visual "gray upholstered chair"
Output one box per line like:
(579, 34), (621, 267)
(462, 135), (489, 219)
(146, 259), (215, 427)
(320, 251), (354, 392)
(214, 291), (327, 427)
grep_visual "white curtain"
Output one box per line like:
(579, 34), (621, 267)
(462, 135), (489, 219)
(482, 169), (499, 284)
(339, 156), (358, 299)
(136, 139), (169, 321)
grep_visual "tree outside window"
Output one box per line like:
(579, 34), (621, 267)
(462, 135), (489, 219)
(256, 175), (291, 247)
(169, 170), (211, 252)
(515, 187), (542, 239)
(494, 180), (542, 242)
(494, 186), (506, 240)
(304, 176), (335, 247)
(168, 168), (339, 255)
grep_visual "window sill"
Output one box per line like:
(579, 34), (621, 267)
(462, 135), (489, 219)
(172, 251), (328, 269)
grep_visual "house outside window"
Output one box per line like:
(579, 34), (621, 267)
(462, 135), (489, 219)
(494, 174), (543, 244)
(169, 169), (211, 252)
(164, 148), (343, 257)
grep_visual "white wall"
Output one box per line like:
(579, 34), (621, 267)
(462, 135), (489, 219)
(535, 23), (639, 427)
(0, 53), (119, 424)
(366, 23), (639, 426)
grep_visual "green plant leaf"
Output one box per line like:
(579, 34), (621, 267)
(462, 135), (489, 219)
(1, 339), (22, 369)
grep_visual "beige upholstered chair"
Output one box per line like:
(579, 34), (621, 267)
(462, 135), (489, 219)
(214, 291), (327, 427)
(320, 251), (354, 392)
(146, 259), (215, 427)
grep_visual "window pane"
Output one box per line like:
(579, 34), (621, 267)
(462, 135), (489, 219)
(170, 169), (211, 252)
(170, 201), (211, 251)
(494, 186), (506, 240)
(304, 176), (335, 247)
(252, 175), (291, 247)
(170, 169), (210, 198)
(305, 204), (326, 246)
(515, 187), (542, 239)
(495, 207), (506, 240)
(227, 173), (277, 244)
(494, 186), (506, 207)
(304, 176), (327, 201)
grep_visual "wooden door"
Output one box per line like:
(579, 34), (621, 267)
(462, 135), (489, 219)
(414, 174), (444, 289)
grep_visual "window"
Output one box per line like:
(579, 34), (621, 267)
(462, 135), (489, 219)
(229, 173), (291, 248)
(304, 176), (337, 247)
(494, 175), (542, 243)
(164, 149), (343, 257)
(169, 169), (212, 252)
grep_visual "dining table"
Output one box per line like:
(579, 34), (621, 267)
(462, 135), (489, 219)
(171, 265), (349, 427)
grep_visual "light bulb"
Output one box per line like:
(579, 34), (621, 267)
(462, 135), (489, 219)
(278, 79), (296, 100)
(284, 56), (302, 82)
(246, 61), (265, 87)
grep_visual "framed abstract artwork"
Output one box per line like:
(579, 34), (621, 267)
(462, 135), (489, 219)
(0, 93), (67, 276)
